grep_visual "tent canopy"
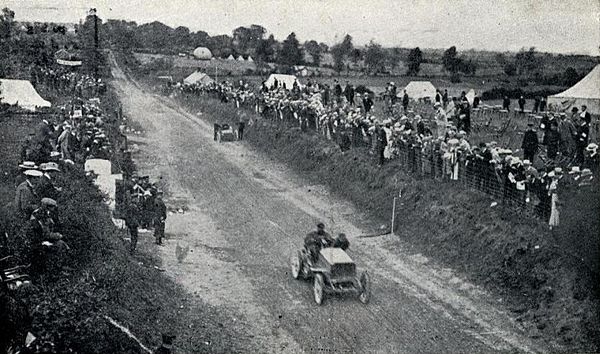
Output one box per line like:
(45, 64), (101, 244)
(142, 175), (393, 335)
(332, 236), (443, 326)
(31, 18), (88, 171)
(0, 79), (51, 111)
(246, 56), (254, 62)
(226, 54), (235, 60)
(193, 47), (212, 60)
(183, 71), (214, 86)
(548, 64), (600, 114)
(264, 74), (301, 90)
(400, 81), (437, 100)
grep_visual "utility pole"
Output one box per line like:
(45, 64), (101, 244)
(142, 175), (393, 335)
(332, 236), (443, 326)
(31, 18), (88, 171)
(88, 8), (99, 78)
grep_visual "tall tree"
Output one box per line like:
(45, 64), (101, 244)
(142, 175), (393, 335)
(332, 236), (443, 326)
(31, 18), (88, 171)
(330, 44), (345, 73)
(304, 40), (322, 66)
(339, 34), (353, 56)
(442, 46), (460, 73)
(232, 24), (265, 54)
(364, 40), (386, 73)
(406, 47), (423, 75)
(278, 32), (303, 66)
(0, 7), (15, 77)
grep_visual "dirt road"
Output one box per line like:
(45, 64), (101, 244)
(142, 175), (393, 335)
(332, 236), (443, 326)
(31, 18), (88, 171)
(111, 59), (549, 353)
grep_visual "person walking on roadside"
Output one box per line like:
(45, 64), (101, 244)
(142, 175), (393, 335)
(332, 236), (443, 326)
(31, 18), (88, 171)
(153, 191), (167, 245)
(237, 111), (247, 141)
(125, 200), (140, 254)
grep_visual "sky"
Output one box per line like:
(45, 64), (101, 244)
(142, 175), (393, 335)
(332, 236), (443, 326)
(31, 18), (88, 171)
(4, 0), (600, 55)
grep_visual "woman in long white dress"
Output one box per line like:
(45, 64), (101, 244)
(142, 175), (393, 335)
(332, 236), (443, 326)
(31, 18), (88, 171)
(548, 172), (560, 230)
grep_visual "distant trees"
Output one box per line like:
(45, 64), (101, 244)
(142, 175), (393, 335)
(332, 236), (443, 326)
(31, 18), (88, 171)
(278, 32), (303, 66)
(304, 40), (322, 66)
(562, 67), (581, 86)
(442, 46), (460, 73)
(0, 7), (15, 76)
(406, 47), (423, 75)
(364, 40), (386, 74)
(255, 34), (276, 63)
(330, 34), (354, 73)
(232, 24), (266, 54)
(442, 45), (477, 78)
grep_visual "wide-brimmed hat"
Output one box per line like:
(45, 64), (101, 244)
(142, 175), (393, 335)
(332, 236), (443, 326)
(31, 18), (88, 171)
(41, 162), (60, 172)
(586, 143), (598, 151)
(18, 161), (37, 170)
(580, 169), (593, 177)
(41, 198), (57, 207)
(568, 166), (581, 174)
(24, 169), (43, 177)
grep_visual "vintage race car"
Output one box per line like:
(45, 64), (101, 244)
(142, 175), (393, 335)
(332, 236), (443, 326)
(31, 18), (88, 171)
(214, 123), (237, 143)
(291, 246), (371, 305)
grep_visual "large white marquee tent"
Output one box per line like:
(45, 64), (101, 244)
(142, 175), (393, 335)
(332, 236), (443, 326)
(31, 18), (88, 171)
(0, 79), (51, 111)
(548, 64), (600, 114)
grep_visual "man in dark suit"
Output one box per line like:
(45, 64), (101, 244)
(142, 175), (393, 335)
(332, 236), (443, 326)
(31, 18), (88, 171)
(521, 122), (539, 162)
(153, 191), (167, 245)
(402, 90), (409, 112)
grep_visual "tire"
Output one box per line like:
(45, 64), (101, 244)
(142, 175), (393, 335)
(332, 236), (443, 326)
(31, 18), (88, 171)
(217, 133), (222, 143)
(314, 273), (324, 305)
(291, 251), (302, 279)
(358, 271), (371, 304)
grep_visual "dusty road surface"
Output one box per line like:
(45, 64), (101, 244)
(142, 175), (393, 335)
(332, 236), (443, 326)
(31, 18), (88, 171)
(111, 59), (550, 353)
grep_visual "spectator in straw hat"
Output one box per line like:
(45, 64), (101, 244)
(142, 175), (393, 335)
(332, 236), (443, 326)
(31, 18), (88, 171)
(584, 143), (598, 172)
(15, 169), (42, 219)
(38, 162), (62, 200)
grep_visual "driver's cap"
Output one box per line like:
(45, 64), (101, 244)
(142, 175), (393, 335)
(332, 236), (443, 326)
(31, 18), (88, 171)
(316, 222), (325, 229)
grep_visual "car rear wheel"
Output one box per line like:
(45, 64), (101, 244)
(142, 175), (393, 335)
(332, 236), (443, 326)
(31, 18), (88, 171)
(314, 274), (324, 305)
(217, 132), (222, 143)
(358, 271), (371, 304)
(291, 251), (302, 279)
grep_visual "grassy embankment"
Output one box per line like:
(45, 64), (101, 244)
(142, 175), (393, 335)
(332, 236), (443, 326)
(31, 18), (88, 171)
(164, 89), (599, 351)
(0, 86), (246, 353)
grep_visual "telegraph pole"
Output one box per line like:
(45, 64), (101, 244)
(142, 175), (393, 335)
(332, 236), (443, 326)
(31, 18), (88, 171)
(89, 8), (99, 78)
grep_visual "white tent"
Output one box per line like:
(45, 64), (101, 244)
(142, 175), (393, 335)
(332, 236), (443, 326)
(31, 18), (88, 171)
(548, 64), (600, 114)
(400, 81), (437, 101)
(227, 54), (235, 60)
(183, 71), (214, 86)
(236, 55), (244, 61)
(192, 47), (212, 60)
(0, 79), (51, 111)
(264, 74), (301, 90)
(246, 56), (254, 62)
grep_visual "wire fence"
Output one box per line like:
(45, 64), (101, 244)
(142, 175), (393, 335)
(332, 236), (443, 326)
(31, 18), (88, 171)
(175, 87), (600, 224)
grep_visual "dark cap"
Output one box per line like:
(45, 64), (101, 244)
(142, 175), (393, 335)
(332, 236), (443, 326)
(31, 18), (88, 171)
(316, 222), (325, 229)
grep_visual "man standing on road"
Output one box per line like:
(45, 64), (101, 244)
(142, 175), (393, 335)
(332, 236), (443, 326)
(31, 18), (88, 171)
(125, 200), (140, 254)
(402, 90), (409, 112)
(518, 96), (526, 112)
(154, 191), (167, 245)
(237, 111), (247, 141)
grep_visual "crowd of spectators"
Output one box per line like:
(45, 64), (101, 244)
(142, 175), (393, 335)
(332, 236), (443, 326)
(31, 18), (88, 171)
(171, 77), (598, 227)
